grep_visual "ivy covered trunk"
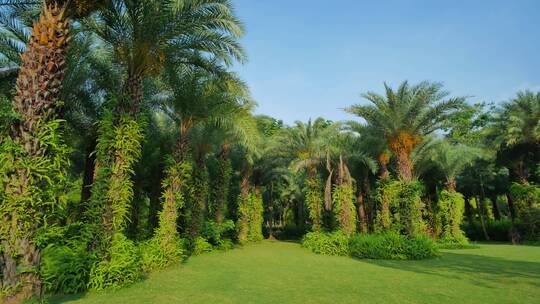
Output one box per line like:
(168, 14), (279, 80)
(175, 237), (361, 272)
(305, 170), (323, 232)
(212, 144), (232, 225)
(189, 162), (209, 240)
(236, 172), (264, 244)
(437, 190), (468, 244)
(333, 184), (356, 235)
(0, 3), (71, 302)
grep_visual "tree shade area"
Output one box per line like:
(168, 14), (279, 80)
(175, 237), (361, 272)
(0, 1), (538, 303)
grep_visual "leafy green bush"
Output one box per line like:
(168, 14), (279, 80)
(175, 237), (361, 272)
(301, 231), (349, 256)
(192, 237), (213, 255)
(349, 232), (438, 260)
(463, 219), (513, 242)
(88, 233), (142, 290)
(41, 245), (94, 294)
(139, 236), (185, 271)
(202, 220), (236, 246)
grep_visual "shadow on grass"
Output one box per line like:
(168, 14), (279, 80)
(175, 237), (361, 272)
(361, 251), (540, 288)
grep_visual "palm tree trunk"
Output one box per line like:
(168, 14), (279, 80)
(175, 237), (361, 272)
(356, 189), (367, 233)
(476, 196), (490, 241)
(490, 194), (501, 220)
(2, 3), (70, 302)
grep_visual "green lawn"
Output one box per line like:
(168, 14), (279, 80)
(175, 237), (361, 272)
(51, 241), (540, 304)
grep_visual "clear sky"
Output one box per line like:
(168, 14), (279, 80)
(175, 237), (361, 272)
(232, 0), (540, 124)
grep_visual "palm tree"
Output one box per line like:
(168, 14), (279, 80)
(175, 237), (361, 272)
(156, 67), (254, 242)
(280, 118), (337, 231)
(86, 0), (246, 244)
(0, 1), (106, 301)
(346, 81), (465, 181)
(428, 141), (482, 191)
(492, 91), (540, 183)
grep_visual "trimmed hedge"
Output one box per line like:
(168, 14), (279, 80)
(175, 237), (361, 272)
(301, 231), (349, 256)
(302, 231), (438, 260)
(349, 232), (438, 260)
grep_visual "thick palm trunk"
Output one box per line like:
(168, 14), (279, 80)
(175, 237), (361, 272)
(356, 190), (367, 233)
(396, 151), (413, 182)
(1, 3), (70, 302)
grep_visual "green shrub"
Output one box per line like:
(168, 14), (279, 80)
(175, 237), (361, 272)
(139, 236), (185, 271)
(301, 231), (349, 256)
(192, 237), (213, 255)
(349, 232), (438, 260)
(202, 220), (236, 246)
(41, 245), (94, 294)
(216, 238), (234, 251)
(463, 219), (513, 242)
(88, 233), (142, 290)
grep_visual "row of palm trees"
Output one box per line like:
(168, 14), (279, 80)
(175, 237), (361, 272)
(0, 1), (252, 302)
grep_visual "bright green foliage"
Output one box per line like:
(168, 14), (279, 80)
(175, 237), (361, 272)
(202, 220), (236, 249)
(139, 237), (185, 272)
(140, 161), (191, 271)
(0, 119), (69, 241)
(0, 118), (69, 298)
(237, 192), (264, 244)
(349, 232), (438, 260)
(192, 237), (213, 255)
(108, 115), (145, 232)
(437, 190), (468, 245)
(510, 182), (540, 240)
(301, 231), (349, 256)
(88, 233), (141, 291)
(332, 184), (356, 235)
(375, 180), (425, 235)
(41, 245), (94, 294)
(87, 112), (144, 254)
(305, 176), (323, 231)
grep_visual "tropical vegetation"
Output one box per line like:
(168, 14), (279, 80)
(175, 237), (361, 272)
(0, 1), (538, 303)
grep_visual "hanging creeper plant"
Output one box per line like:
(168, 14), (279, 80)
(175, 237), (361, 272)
(305, 175), (324, 232)
(0, 119), (69, 300)
(140, 161), (191, 271)
(437, 190), (468, 245)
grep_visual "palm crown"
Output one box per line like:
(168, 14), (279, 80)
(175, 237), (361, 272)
(346, 80), (465, 181)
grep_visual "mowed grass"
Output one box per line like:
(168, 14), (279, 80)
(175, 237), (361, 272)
(51, 241), (540, 304)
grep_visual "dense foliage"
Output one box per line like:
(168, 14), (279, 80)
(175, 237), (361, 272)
(0, 1), (539, 302)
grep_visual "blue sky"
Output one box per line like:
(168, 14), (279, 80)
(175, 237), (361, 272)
(232, 0), (540, 124)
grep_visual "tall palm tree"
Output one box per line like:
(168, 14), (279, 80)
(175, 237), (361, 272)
(280, 118), (338, 231)
(492, 90), (540, 183)
(346, 81), (465, 181)
(0, 1), (106, 302)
